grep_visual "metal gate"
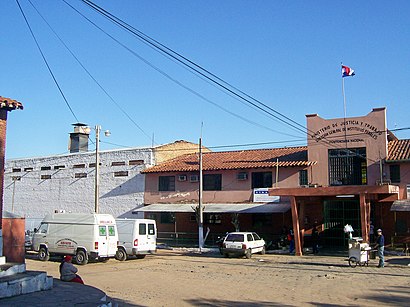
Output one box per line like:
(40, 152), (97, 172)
(323, 200), (361, 247)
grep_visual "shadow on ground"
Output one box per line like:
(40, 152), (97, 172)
(185, 298), (293, 306)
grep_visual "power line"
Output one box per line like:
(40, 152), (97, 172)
(77, 0), (309, 137)
(77, 0), (382, 158)
(27, 0), (153, 143)
(61, 0), (300, 139)
(16, 0), (80, 122)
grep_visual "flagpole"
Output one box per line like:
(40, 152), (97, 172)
(341, 64), (348, 184)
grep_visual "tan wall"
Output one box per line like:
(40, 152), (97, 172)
(144, 167), (304, 204)
(154, 140), (211, 164)
(307, 108), (388, 186)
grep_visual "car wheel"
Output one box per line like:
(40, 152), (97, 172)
(75, 250), (88, 265)
(38, 247), (50, 262)
(115, 248), (127, 261)
(260, 246), (266, 255)
(245, 249), (252, 259)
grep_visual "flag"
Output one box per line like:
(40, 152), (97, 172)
(342, 65), (355, 77)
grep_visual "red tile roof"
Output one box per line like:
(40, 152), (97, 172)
(387, 139), (410, 161)
(143, 146), (314, 173)
(0, 96), (24, 111)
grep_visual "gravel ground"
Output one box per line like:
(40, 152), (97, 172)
(26, 249), (410, 306)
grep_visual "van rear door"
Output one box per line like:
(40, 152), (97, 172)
(98, 225), (117, 257)
(136, 221), (156, 252)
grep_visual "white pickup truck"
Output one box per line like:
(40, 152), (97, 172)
(221, 232), (266, 258)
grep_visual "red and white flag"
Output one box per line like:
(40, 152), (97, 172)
(342, 65), (355, 77)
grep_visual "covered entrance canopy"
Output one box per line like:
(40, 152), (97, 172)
(134, 202), (290, 214)
(269, 184), (399, 256)
(391, 199), (410, 212)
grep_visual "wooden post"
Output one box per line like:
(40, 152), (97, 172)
(359, 193), (369, 242)
(290, 196), (302, 256)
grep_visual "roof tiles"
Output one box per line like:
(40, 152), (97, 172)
(143, 146), (314, 173)
(387, 139), (410, 161)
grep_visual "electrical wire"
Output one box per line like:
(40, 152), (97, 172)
(61, 0), (300, 139)
(15, 0), (80, 123)
(27, 0), (153, 143)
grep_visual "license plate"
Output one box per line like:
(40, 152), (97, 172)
(226, 244), (241, 249)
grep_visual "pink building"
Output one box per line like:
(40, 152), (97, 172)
(140, 147), (314, 244)
(271, 108), (410, 255)
(140, 108), (410, 253)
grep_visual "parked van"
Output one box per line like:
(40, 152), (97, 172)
(32, 212), (118, 265)
(115, 219), (157, 261)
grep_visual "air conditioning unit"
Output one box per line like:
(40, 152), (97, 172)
(190, 175), (199, 182)
(178, 175), (187, 182)
(237, 172), (248, 180)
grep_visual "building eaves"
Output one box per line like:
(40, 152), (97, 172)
(0, 96), (24, 111)
(142, 146), (315, 173)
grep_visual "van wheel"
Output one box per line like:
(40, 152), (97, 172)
(245, 249), (252, 259)
(75, 250), (88, 265)
(115, 248), (127, 261)
(38, 247), (50, 261)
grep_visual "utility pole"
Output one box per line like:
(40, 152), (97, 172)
(94, 125), (101, 213)
(198, 137), (204, 250)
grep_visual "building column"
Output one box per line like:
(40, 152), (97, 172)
(359, 193), (369, 242)
(0, 110), (8, 229)
(290, 196), (302, 256)
(0, 110), (8, 257)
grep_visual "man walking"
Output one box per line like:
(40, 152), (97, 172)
(375, 229), (385, 268)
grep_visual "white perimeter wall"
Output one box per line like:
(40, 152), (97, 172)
(4, 148), (153, 220)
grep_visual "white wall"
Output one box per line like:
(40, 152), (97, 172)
(4, 147), (153, 220)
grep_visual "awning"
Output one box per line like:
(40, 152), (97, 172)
(134, 203), (290, 214)
(391, 199), (410, 211)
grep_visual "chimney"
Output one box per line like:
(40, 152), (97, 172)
(69, 123), (90, 153)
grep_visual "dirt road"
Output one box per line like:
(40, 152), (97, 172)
(26, 250), (410, 306)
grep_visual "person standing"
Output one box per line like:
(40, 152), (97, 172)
(369, 221), (374, 243)
(375, 229), (385, 268)
(288, 228), (295, 255)
(312, 226), (319, 254)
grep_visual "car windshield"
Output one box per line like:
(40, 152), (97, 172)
(226, 234), (244, 242)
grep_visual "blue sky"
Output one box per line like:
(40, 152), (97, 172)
(2, 0), (410, 159)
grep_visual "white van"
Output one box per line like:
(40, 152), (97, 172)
(115, 219), (157, 261)
(32, 213), (118, 265)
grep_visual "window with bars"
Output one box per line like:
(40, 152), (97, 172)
(299, 170), (308, 186)
(328, 148), (366, 186)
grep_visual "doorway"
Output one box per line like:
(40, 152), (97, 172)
(323, 199), (361, 247)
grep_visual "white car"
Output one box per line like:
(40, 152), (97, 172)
(221, 232), (266, 258)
